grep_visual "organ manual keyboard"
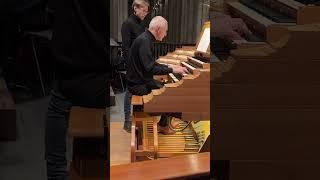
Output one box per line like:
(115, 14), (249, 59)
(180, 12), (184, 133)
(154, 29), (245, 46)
(130, 22), (211, 162)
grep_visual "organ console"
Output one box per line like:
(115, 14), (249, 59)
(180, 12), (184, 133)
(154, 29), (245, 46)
(130, 22), (211, 163)
(223, 0), (320, 43)
(212, 1), (320, 179)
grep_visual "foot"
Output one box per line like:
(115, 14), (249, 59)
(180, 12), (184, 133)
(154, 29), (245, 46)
(158, 125), (176, 135)
(170, 118), (180, 129)
(123, 121), (131, 133)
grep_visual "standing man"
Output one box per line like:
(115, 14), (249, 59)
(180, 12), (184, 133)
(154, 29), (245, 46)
(121, 0), (150, 133)
(46, 0), (109, 179)
(127, 16), (189, 134)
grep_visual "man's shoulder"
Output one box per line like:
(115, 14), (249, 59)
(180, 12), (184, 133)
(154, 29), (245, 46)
(122, 16), (137, 26)
(131, 33), (147, 47)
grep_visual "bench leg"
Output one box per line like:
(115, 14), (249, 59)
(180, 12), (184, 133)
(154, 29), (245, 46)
(153, 116), (159, 159)
(131, 112), (137, 162)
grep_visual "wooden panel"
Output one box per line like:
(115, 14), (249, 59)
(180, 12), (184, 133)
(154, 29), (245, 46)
(110, 152), (210, 180)
(213, 59), (320, 83)
(70, 162), (104, 180)
(213, 109), (320, 160)
(230, 160), (320, 180)
(213, 84), (320, 107)
(73, 159), (105, 177)
(72, 137), (105, 178)
(144, 95), (210, 113)
(297, 6), (320, 24)
(68, 106), (105, 137)
(182, 112), (210, 121)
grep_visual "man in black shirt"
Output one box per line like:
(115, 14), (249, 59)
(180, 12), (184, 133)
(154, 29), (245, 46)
(121, 0), (149, 66)
(121, 0), (149, 133)
(45, 0), (109, 179)
(127, 16), (188, 134)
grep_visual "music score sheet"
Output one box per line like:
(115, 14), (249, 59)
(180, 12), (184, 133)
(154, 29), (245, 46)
(197, 28), (210, 53)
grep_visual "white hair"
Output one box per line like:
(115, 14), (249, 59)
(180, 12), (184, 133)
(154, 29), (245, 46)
(149, 16), (168, 31)
(132, 0), (150, 9)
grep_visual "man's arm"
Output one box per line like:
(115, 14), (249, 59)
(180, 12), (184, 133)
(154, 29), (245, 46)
(139, 41), (172, 75)
(153, 63), (173, 75)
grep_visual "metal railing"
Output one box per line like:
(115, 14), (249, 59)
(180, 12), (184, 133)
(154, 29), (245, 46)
(153, 42), (196, 60)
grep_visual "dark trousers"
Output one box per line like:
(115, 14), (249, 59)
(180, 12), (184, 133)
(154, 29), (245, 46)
(124, 88), (132, 122)
(45, 90), (72, 180)
(45, 73), (109, 179)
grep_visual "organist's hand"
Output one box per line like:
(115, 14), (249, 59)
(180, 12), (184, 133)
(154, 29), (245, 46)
(171, 66), (189, 75)
(168, 64), (181, 69)
(212, 12), (252, 41)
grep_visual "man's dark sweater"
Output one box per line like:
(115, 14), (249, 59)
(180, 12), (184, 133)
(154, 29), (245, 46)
(50, 0), (110, 107)
(121, 14), (146, 63)
(126, 30), (172, 95)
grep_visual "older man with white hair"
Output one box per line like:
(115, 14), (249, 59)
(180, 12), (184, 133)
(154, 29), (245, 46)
(126, 16), (188, 135)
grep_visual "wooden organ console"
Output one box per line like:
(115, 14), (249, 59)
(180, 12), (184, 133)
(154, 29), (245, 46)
(212, 1), (320, 179)
(223, 0), (320, 44)
(130, 22), (211, 163)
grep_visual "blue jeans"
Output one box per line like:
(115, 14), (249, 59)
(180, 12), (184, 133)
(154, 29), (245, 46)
(45, 90), (72, 180)
(124, 89), (132, 123)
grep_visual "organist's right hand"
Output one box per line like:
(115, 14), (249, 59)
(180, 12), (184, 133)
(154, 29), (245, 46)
(171, 66), (189, 75)
(212, 13), (252, 41)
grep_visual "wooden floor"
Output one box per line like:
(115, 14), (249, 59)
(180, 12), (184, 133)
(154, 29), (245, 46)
(110, 122), (131, 166)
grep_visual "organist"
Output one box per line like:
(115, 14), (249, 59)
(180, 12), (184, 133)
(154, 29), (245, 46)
(126, 16), (188, 135)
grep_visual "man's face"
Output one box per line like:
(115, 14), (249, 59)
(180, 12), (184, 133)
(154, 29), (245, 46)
(157, 25), (168, 41)
(135, 4), (149, 20)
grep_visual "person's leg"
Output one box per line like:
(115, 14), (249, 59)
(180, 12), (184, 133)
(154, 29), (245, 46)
(124, 84), (150, 132)
(123, 88), (132, 132)
(158, 115), (168, 127)
(158, 115), (176, 135)
(45, 90), (72, 180)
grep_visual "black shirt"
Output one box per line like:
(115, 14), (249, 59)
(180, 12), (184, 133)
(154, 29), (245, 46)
(126, 30), (172, 95)
(51, 0), (109, 73)
(50, 0), (110, 107)
(121, 14), (146, 63)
